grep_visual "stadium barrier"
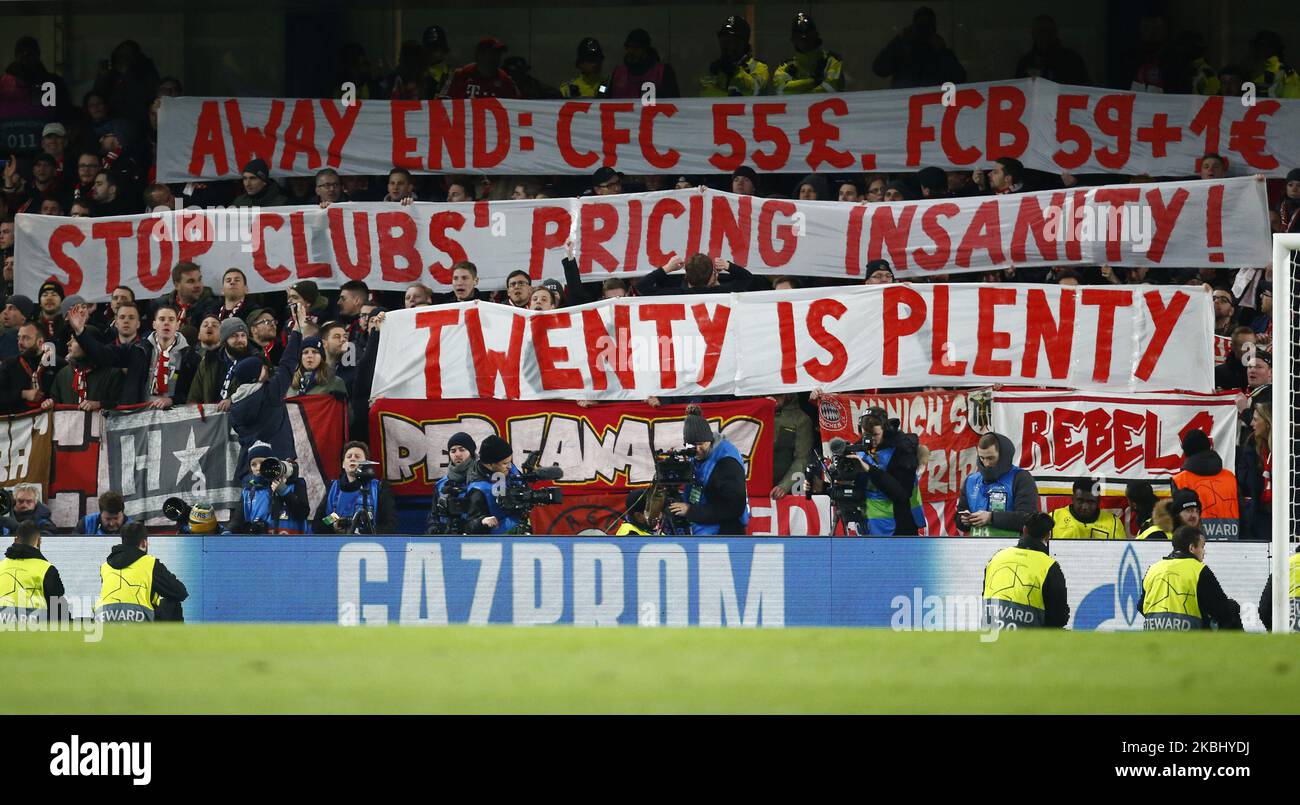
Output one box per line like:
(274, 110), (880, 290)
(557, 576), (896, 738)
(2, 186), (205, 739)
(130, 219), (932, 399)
(41, 537), (1272, 630)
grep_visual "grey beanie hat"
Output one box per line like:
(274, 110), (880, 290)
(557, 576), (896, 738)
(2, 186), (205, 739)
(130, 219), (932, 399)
(682, 414), (715, 444)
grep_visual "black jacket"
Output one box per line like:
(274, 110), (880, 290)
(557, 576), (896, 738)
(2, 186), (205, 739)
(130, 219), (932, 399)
(312, 476), (398, 535)
(1138, 550), (1243, 630)
(683, 439), (749, 535)
(104, 543), (189, 621)
(634, 262), (753, 297)
(0, 353), (55, 415)
(0, 502), (55, 536)
(561, 256), (604, 306)
(76, 329), (192, 406)
(229, 331), (302, 474)
(955, 433), (1040, 534)
(987, 537), (1070, 627)
(3, 542), (65, 611)
(856, 429), (921, 535)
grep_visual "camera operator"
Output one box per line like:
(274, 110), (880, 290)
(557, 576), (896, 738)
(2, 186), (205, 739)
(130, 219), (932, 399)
(464, 435), (524, 535)
(79, 490), (132, 535)
(0, 483), (54, 535)
(426, 431), (480, 535)
(228, 441), (311, 534)
(666, 410), (751, 536)
(848, 409), (924, 536)
(315, 441), (397, 534)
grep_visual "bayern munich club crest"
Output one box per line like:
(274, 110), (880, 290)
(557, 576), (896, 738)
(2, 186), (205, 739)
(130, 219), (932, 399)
(819, 397), (847, 428)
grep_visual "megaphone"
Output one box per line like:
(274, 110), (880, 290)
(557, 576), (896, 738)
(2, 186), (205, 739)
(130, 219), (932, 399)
(162, 497), (192, 523)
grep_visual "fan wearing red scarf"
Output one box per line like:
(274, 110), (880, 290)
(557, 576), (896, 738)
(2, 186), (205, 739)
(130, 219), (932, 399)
(46, 324), (123, 411)
(66, 303), (192, 408)
(0, 321), (55, 414)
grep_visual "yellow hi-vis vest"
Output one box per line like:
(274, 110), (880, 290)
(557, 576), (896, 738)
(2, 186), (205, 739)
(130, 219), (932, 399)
(1135, 520), (1168, 540)
(1288, 554), (1300, 630)
(94, 554), (157, 622)
(1141, 557), (1205, 630)
(615, 521), (651, 536)
(982, 546), (1058, 627)
(1050, 506), (1127, 539)
(0, 556), (50, 613)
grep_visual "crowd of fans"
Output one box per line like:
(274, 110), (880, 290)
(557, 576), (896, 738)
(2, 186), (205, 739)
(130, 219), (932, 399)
(0, 8), (1293, 537)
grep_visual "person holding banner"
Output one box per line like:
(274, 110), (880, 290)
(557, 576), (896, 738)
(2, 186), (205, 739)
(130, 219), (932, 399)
(956, 433), (1039, 537)
(1138, 526), (1242, 631)
(982, 512), (1069, 629)
(232, 159), (286, 208)
(635, 253), (752, 297)
(666, 409), (750, 536)
(1049, 479), (1127, 540)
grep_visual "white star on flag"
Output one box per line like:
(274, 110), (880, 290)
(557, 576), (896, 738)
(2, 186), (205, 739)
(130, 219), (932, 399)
(173, 428), (210, 485)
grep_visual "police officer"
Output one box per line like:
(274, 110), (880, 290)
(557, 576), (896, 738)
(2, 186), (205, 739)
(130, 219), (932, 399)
(464, 435), (523, 535)
(79, 490), (131, 535)
(982, 512), (1069, 628)
(850, 409), (924, 536)
(427, 431), (479, 534)
(700, 15), (770, 96)
(1139, 526), (1243, 630)
(773, 12), (844, 94)
(560, 38), (609, 98)
(229, 441), (311, 534)
(0, 522), (66, 622)
(667, 410), (750, 536)
(93, 522), (189, 622)
(1258, 546), (1299, 632)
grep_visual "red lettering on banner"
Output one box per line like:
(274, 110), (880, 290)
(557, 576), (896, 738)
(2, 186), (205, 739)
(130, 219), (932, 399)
(225, 99), (283, 172)
(280, 99), (321, 172)
(610, 304), (636, 390)
(1146, 411), (1182, 472)
(1021, 288), (1076, 380)
(1082, 289), (1133, 384)
(473, 100), (510, 168)
(597, 102), (635, 167)
(691, 303), (730, 386)
(557, 103), (599, 169)
(1092, 187), (1142, 262)
(777, 301), (797, 384)
(579, 203), (619, 274)
(929, 285), (967, 376)
(1063, 189), (1088, 262)
(251, 214), (290, 284)
(622, 199), (643, 274)
(531, 313), (582, 391)
(1229, 102), (1279, 170)
(646, 197), (685, 267)
(464, 307), (525, 399)
(804, 299), (848, 382)
(177, 212), (213, 265)
(803, 98), (854, 171)
(1143, 186), (1189, 262)
(1053, 407), (1085, 469)
(974, 286), (1016, 376)
(415, 308), (460, 397)
(868, 204), (918, 272)
(581, 307), (635, 391)
(1093, 94), (1135, 170)
(376, 212), (422, 282)
(955, 201), (1004, 267)
(46, 226), (85, 293)
(752, 103), (791, 171)
(1189, 96), (1224, 159)
(390, 101), (422, 170)
(91, 221), (133, 294)
(1134, 290), (1189, 382)
(1009, 192), (1063, 263)
(881, 285), (926, 376)
(427, 211), (468, 285)
(912, 202), (959, 270)
(639, 105), (679, 169)
(709, 195), (751, 267)
(757, 200), (797, 268)
(941, 89), (984, 164)
(638, 303), (687, 388)
(188, 101), (229, 177)
(986, 85), (1029, 159)
(427, 100), (467, 170)
(529, 207), (572, 280)
(290, 212), (330, 280)
(1136, 113), (1181, 158)
(685, 193), (705, 257)
(845, 205), (866, 276)
(709, 104), (746, 171)
(1205, 183), (1224, 262)
(320, 100), (360, 169)
(1179, 411), (1216, 448)
(1083, 407), (1114, 468)
(135, 220), (173, 293)
(1023, 410), (1050, 467)
(326, 207), (373, 281)
(1112, 408), (1145, 472)
(905, 91), (941, 166)
(1053, 94), (1091, 169)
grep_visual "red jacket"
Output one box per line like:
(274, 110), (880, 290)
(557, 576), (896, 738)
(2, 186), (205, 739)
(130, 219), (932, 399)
(444, 65), (520, 99)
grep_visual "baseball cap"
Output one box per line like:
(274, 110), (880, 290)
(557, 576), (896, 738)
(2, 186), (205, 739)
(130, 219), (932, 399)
(42, 122), (67, 138)
(477, 36), (507, 52)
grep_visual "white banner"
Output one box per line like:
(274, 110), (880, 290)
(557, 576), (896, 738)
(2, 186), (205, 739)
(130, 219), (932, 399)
(156, 81), (1300, 180)
(371, 283), (1214, 400)
(14, 179), (1269, 303)
(991, 389), (1239, 486)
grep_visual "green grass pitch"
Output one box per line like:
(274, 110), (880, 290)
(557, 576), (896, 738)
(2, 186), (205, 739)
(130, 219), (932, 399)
(5, 625), (1297, 714)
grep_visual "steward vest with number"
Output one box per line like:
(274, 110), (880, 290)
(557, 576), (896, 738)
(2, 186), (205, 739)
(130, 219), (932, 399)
(857, 447), (925, 536)
(326, 479), (382, 522)
(964, 466), (1022, 537)
(1141, 557), (1205, 630)
(0, 556), (50, 613)
(983, 545), (1057, 627)
(686, 440), (752, 536)
(94, 554), (157, 622)
(1050, 506), (1127, 539)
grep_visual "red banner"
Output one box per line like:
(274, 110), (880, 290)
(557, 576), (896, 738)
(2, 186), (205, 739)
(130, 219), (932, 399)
(816, 390), (982, 536)
(371, 397), (775, 497)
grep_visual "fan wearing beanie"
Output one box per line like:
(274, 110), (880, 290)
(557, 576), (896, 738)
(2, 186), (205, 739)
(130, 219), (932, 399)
(228, 440), (311, 534)
(462, 434), (524, 535)
(1169, 428), (1240, 533)
(288, 336), (348, 398)
(666, 404), (751, 536)
(187, 316), (253, 406)
(426, 431), (482, 534)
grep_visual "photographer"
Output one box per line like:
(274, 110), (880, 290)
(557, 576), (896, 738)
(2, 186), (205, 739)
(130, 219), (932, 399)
(79, 490), (131, 535)
(667, 410), (750, 536)
(848, 409), (924, 536)
(0, 484), (54, 536)
(315, 441), (397, 534)
(426, 432), (480, 535)
(463, 435), (525, 536)
(229, 442), (311, 534)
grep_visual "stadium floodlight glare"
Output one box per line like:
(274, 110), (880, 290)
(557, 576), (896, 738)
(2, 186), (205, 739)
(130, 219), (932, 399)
(1270, 234), (1297, 634)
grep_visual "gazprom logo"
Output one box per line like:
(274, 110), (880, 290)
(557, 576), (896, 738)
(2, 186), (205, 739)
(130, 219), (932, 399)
(1074, 544), (1143, 630)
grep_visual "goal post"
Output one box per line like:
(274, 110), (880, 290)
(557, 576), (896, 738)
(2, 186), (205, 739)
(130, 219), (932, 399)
(1270, 234), (1297, 634)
